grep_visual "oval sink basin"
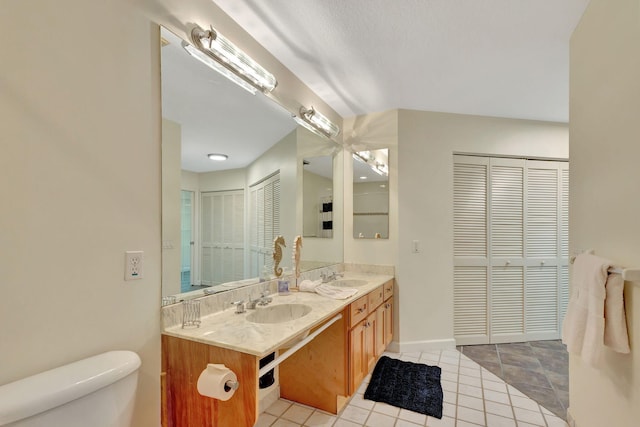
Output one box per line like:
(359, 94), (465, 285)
(246, 304), (312, 324)
(330, 279), (368, 288)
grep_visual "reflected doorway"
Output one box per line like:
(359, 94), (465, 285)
(180, 190), (194, 292)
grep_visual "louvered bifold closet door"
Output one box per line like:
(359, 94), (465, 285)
(454, 156), (569, 344)
(489, 157), (525, 343)
(525, 162), (559, 339)
(453, 156), (489, 344)
(559, 164), (570, 330)
(200, 190), (244, 286)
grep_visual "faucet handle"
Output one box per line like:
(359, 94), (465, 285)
(231, 300), (246, 314)
(246, 296), (258, 309)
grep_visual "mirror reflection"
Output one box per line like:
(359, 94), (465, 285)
(353, 149), (390, 239)
(160, 27), (341, 301)
(302, 155), (333, 238)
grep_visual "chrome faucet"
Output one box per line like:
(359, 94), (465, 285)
(257, 291), (273, 306)
(321, 271), (343, 283)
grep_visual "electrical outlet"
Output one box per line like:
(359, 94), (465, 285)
(125, 251), (144, 281)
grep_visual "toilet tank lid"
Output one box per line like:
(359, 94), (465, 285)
(0, 350), (141, 426)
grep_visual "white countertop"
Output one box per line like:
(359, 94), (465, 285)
(163, 273), (393, 357)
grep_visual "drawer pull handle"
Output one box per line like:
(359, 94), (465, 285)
(356, 308), (365, 314)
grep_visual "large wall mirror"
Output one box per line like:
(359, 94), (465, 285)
(353, 149), (390, 239)
(160, 27), (342, 301)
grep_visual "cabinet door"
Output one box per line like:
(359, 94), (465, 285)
(383, 299), (393, 347)
(375, 305), (385, 357)
(365, 312), (377, 372)
(349, 321), (367, 394)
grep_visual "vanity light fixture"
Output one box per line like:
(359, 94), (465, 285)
(207, 153), (228, 161)
(294, 106), (340, 139)
(353, 151), (389, 177)
(184, 24), (277, 95)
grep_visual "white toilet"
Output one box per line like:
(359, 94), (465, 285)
(0, 350), (141, 427)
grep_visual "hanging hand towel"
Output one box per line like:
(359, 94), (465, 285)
(562, 253), (609, 365)
(562, 253), (630, 366)
(315, 284), (358, 299)
(603, 273), (630, 354)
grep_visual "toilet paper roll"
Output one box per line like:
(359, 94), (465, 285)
(196, 364), (238, 401)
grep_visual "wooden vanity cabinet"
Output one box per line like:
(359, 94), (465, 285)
(347, 281), (394, 394)
(279, 307), (349, 414)
(162, 335), (259, 427)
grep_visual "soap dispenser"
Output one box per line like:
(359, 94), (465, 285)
(278, 268), (291, 296)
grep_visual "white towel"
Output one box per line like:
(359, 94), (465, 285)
(299, 279), (322, 292)
(562, 253), (630, 366)
(314, 284), (358, 300)
(603, 273), (630, 354)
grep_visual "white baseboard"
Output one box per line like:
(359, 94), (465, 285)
(258, 384), (280, 414)
(387, 338), (457, 354)
(566, 407), (576, 427)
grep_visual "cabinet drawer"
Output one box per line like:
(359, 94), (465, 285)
(368, 285), (384, 311)
(383, 280), (394, 300)
(350, 295), (369, 328)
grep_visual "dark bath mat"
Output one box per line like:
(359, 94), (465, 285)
(364, 356), (443, 419)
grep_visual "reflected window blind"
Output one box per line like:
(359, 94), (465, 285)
(249, 173), (281, 277)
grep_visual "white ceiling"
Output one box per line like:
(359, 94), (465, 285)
(213, 0), (590, 123)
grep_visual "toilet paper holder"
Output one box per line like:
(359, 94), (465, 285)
(197, 363), (239, 401)
(224, 379), (239, 392)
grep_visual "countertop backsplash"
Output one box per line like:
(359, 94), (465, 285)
(161, 263), (394, 329)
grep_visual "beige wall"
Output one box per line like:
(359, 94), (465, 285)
(569, 0), (640, 426)
(162, 119), (183, 297)
(1, 0), (340, 425)
(0, 1), (161, 425)
(395, 110), (568, 349)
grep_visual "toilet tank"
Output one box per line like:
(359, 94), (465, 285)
(0, 351), (141, 427)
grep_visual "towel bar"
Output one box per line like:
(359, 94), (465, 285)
(570, 252), (640, 282)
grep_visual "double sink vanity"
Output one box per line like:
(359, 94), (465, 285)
(161, 267), (394, 427)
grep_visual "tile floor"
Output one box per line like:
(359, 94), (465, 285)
(255, 349), (568, 427)
(458, 341), (569, 419)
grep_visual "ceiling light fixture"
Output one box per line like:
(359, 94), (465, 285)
(184, 24), (277, 95)
(294, 106), (340, 139)
(207, 153), (228, 161)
